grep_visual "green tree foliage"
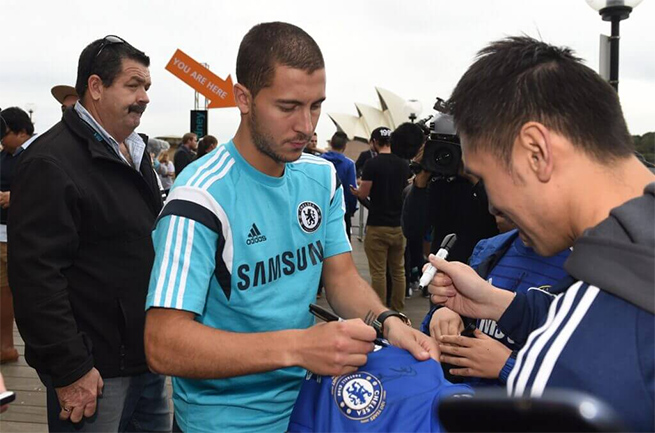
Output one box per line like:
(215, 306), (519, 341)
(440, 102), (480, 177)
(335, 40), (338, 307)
(633, 132), (654, 165)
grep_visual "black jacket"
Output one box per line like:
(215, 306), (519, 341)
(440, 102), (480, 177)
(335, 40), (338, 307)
(401, 176), (498, 263)
(8, 108), (162, 387)
(174, 145), (195, 177)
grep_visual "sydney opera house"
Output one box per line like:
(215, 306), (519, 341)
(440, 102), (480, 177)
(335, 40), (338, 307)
(327, 87), (416, 160)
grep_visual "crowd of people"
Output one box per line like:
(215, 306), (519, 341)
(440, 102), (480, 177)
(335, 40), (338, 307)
(0, 19), (652, 433)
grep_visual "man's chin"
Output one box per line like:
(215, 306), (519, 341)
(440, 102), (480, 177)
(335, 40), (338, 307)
(284, 151), (303, 163)
(282, 147), (305, 162)
(127, 116), (141, 129)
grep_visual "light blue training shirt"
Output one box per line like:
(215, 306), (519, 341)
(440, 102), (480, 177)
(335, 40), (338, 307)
(146, 140), (352, 432)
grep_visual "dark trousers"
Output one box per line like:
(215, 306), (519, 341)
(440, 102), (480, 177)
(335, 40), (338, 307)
(39, 371), (171, 432)
(345, 212), (353, 241)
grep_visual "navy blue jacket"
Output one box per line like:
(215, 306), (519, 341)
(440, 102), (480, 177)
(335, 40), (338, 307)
(500, 183), (655, 432)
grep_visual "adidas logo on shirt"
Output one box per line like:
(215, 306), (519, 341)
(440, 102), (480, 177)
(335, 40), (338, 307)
(246, 223), (267, 245)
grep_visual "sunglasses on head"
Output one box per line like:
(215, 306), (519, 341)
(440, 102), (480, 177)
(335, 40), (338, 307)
(92, 35), (129, 60)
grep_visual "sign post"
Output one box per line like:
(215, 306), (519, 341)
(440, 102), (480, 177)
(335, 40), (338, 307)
(165, 49), (237, 109)
(191, 110), (208, 138)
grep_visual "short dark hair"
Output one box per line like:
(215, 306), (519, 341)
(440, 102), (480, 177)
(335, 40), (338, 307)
(182, 132), (197, 144)
(75, 36), (150, 99)
(449, 36), (633, 167)
(330, 131), (348, 150)
(197, 135), (218, 158)
(391, 122), (424, 159)
(1, 107), (34, 136)
(236, 22), (324, 98)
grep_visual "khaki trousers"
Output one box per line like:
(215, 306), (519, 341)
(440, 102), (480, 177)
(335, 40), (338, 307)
(364, 226), (406, 312)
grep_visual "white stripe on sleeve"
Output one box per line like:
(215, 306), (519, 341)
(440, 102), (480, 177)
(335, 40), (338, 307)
(199, 158), (235, 190)
(164, 186), (234, 273)
(191, 149), (229, 188)
(530, 285), (600, 397)
(507, 291), (564, 395)
(513, 281), (583, 396)
(154, 216), (179, 306)
(187, 146), (226, 187)
(164, 218), (187, 308)
(175, 220), (196, 310)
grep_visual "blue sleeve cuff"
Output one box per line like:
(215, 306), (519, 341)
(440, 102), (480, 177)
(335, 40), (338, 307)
(420, 305), (441, 335)
(498, 354), (516, 384)
(497, 292), (528, 344)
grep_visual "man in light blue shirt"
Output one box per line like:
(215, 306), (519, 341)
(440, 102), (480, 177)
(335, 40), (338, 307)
(145, 22), (439, 433)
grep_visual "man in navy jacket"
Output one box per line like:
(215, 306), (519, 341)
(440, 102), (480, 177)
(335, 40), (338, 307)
(425, 36), (654, 431)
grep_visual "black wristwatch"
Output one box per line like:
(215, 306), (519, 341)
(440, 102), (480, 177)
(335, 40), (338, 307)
(376, 310), (411, 337)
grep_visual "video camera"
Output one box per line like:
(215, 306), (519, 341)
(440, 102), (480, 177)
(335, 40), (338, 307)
(411, 97), (462, 178)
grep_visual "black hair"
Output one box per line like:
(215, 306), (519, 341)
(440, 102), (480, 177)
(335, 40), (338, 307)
(75, 36), (150, 99)
(330, 131), (348, 150)
(449, 36), (633, 166)
(1, 107), (34, 136)
(391, 122), (425, 159)
(197, 135), (218, 158)
(236, 22), (324, 98)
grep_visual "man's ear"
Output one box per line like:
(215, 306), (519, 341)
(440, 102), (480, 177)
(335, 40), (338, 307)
(234, 83), (251, 115)
(87, 75), (104, 101)
(516, 122), (553, 183)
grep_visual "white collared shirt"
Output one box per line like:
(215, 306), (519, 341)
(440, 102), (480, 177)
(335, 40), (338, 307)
(74, 101), (145, 170)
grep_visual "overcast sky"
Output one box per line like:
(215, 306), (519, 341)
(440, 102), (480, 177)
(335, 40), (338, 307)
(2, 0), (653, 146)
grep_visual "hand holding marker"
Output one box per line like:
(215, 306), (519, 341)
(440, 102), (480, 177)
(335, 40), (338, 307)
(418, 233), (457, 291)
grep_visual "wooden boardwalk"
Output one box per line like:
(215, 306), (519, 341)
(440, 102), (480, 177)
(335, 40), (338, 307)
(0, 230), (432, 432)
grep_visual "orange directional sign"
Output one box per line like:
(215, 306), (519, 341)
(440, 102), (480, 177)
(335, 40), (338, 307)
(165, 49), (236, 109)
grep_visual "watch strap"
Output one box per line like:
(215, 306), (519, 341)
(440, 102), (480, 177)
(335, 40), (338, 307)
(377, 310), (411, 337)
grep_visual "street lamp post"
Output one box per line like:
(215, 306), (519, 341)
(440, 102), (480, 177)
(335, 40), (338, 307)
(404, 99), (423, 123)
(586, 0), (643, 91)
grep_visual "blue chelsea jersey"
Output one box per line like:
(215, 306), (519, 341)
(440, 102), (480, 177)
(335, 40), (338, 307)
(288, 346), (474, 433)
(146, 140), (352, 433)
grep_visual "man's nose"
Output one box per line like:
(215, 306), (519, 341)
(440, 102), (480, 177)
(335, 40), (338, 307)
(295, 108), (314, 136)
(138, 87), (150, 105)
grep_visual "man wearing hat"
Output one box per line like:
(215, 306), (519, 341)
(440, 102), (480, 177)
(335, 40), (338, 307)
(351, 126), (411, 312)
(51, 85), (79, 113)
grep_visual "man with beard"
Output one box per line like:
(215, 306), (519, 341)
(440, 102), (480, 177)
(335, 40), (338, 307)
(8, 36), (169, 431)
(144, 22), (439, 433)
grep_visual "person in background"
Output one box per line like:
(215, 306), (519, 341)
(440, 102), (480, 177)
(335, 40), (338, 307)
(351, 127), (410, 312)
(174, 132), (197, 176)
(321, 131), (357, 239)
(0, 107), (37, 365)
(158, 151), (175, 194)
(0, 372), (10, 414)
(196, 134), (218, 160)
(51, 85), (79, 113)
(422, 215), (570, 386)
(355, 139), (377, 179)
(303, 131), (324, 156)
